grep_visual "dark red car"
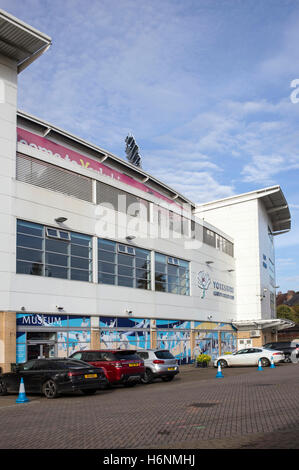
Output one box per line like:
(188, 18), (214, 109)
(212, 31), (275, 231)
(69, 350), (145, 387)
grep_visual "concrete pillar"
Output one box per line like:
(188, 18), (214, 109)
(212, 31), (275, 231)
(0, 312), (16, 372)
(0, 54), (18, 316)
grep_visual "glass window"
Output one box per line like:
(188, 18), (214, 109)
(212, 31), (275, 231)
(155, 252), (189, 296)
(98, 272), (115, 285)
(155, 351), (174, 359)
(17, 247), (43, 263)
(17, 220), (43, 237)
(17, 219), (92, 283)
(17, 261), (43, 276)
(98, 238), (151, 290)
(17, 233), (43, 250)
(203, 226), (234, 257)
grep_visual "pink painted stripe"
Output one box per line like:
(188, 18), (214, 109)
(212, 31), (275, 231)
(17, 127), (182, 208)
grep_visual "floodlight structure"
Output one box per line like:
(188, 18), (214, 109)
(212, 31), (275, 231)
(125, 134), (142, 168)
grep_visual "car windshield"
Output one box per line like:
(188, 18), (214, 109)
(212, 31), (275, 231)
(113, 351), (141, 361)
(155, 350), (174, 359)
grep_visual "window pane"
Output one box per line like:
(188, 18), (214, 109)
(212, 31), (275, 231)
(155, 253), (166, 263)
(135, 248), (150, 259)
(136, 268), (148, 279)
(99, 262), (115, 274)
(47, 228), (59, 238)
(46, 253), (68, 267)
(17, 247), (43, 263)
(17, 261), (43, 276)
(98, 239), (115, 252)
(71, 244), (90, 258)
(118, 254), (134, 266)
(155, 273), (166, 283)
(118, 265), (134, 277)
(99, 272), (115, 285)
(45, 239), (68, 254)
(168, 284), (178, 294)
(45, 265), (68, 279)
(155, 281), (166, 292)
(136, 279), (150, 290)
(17, 220), (43, 237)
(98, 250), (115, 263)
(71, 233), (91, 246)
(71, 269), (91, 282)
(118, 276), (134, 287)
(168, 264), (178, 275)
(136, 258), (149, 269)
(59, 231), (70, 240)
(17, 234), (43, 250)
(155, 262), (166, 273)
(71, 257), (91, 270)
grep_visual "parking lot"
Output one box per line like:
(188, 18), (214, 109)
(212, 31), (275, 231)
(0, 362), (299, 450)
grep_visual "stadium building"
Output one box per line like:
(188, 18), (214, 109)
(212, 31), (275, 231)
(0, 9), (294, 372)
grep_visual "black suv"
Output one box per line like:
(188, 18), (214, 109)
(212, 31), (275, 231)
(263, 341), (299, 362)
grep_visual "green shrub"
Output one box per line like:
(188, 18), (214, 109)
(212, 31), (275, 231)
(196, 353), (211, 363)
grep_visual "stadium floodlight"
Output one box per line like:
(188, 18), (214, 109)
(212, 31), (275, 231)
(125, 134), (142, 168)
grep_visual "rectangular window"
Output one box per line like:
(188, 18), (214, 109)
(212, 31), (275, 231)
(155, 252), (190, 295)
(98, 239), (151, 290)
(16, 220), (93, 282)
(203, 227), (234, 257)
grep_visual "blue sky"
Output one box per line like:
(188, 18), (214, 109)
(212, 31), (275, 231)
(2, 0), (299, 292)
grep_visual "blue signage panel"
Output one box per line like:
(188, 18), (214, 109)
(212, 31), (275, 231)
(17, 313), (68, 328)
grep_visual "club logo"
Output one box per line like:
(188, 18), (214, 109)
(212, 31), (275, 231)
(197, 271), (211, 299)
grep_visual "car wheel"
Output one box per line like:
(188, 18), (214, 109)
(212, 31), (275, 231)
(0, 379), (8, 396)
(161, 376), (174, 382)
(218, 359), (228, 368)
(260, 357), (270, 367)
(141, 369), (154, 384)
(284, 355), (291, 363)
(42, 379), (59, 399)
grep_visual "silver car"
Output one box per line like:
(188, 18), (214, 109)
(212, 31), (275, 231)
(136, 349), (179, 384)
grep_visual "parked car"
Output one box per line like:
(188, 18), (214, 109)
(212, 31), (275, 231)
(0, 358), (108, 399)
(136, 349), (179, 384)
(69, 350), (145, 387)
(263, 341), (299, 362)
(214, 347), (285, 368)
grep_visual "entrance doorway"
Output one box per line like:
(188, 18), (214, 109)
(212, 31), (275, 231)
(27, 342), (56, 360)
(26, 332), (56, 360)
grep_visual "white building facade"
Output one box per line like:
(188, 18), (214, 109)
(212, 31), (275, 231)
(0, 10), (293, 372)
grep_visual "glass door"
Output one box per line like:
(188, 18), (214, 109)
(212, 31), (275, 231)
(27, 342), (56, 360)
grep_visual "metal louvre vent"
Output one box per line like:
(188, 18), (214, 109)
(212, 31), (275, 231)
(16, 153), (93, 203)
(96, 181), (150, 220)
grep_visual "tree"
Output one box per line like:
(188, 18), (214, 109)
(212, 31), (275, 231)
(277, 305), (299, 323)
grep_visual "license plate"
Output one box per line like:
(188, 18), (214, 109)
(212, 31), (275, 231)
(129, 363), (139, 367)
(168, 367), (175, 371)
(84, 374), (97, 378)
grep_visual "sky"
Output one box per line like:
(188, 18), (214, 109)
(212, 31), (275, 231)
(1, 0), (299, 292)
